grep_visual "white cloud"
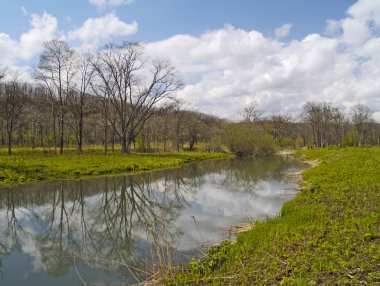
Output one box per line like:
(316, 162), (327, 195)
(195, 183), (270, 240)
(0, 11), (137, 80)
(89, 0), (134, 8)
(340, 0), (380, 46)
(19, 12), (58, 59)
(325, 19), (342, 35)
(67, 13), (138, 48)
(274, 23), (293, 39)
(144, 0), (380, 120)
(1, 0), (380, 122)
(0, 33), (18, 66)
(21, 6), (28, 16)
(0, 11), (58, 67)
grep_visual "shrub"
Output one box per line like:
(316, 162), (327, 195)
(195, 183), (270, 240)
(225, 122), (277, 156)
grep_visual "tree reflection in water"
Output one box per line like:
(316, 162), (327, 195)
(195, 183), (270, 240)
(0, 156), (305, 284)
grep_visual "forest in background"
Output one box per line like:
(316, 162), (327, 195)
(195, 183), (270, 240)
(0, 40), (379, 156)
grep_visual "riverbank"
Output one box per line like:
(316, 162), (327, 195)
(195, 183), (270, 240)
(166, 147), (380, 285)
(0, 147), (231, 188)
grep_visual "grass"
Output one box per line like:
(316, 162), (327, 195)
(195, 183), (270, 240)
(166, 147), (380, 285)
(0, 146), (231, 188)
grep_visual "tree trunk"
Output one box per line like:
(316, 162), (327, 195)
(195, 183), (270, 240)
(39, 124), (44, 147)
(126, 140), (132, 154)
(111, 123), (116, 153)
(121, 133), (127, 153)
(103, 123), (108, 155)
(123, 135), (134, 154)
(189, 137), (196, 151)
(7, 131), (12, 155)
(59, 111), (64, 154)
(77, 114), (83, 153)
(52, 111), (57, 153)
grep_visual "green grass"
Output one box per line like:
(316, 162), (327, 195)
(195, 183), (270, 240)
(167, 147), (380, 285)
(0, 147), (231, 188)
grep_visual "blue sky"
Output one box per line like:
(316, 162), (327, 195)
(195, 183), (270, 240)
(1, 0), (380, 120)
(1, 0), (355, 41)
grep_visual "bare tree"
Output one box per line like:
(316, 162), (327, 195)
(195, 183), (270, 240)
(241, 102), (264, 122)
(0, 77), (28, 155)
(351, 104), (373, 146)
(95, 94), (111, 154)
(184, 111), (205, 151)
(270, 114), (292, 140)
(173, 103), (185, 152)
(330, 107), (346, 146)
(66, 52), (96, 152)
(36, 40), (75, 154)
(302, 102), (334, 147)
(302, 102), (354, 147)
(91, 43), (182, 154)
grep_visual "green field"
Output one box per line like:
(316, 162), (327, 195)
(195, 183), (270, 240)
(0, 147), (230, 188)
(167, 147), (380, 285)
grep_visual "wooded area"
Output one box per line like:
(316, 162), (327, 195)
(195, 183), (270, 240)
(0, 40), (379, 155)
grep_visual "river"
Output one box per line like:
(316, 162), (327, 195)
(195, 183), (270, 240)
(0, 156), (305, 285)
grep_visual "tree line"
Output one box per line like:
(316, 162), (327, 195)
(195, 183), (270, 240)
(0, 40), (379, 155)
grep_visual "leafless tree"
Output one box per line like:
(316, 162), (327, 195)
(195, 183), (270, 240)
(270, 114), (292, 140)
(351, 104), (373, 146)
(330, 107), (346, 146)
(241, 102), (264, 122)
(184, 112), (204, 151)
(66, 52), (96, 152)
(0, 76), (28, 154)
(302, 102), (354, 147)
(302, 102), (331, 147)
(36, 40), (75, 154)
(96, 95), (111, 154)
(91, 43), (182, 153)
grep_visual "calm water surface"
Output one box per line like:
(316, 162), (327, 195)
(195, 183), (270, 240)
(0, 156), (305, 285)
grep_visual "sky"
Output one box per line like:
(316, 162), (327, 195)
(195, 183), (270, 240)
(1, 0), (380, 121)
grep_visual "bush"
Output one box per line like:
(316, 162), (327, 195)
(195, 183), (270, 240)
(205, 136), (228, 153)
(225, 122), (277, 156)
(277, 136), (296, 149)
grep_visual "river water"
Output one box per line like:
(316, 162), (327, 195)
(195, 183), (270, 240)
(0, 156), (305, 285)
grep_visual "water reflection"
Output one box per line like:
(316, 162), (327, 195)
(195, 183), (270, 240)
(0, 156), (305, 285)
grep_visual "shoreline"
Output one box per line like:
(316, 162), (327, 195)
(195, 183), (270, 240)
(229, 156), (312, 238)
(144, 152), (312, 285)
(0, 150), (232, 189)
(167, 147), (380, 285)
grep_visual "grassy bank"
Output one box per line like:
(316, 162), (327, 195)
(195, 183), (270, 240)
(167, 147), (380, 285)
(0, 147), (230, 188)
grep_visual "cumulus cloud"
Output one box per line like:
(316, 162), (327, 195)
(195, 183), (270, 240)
(0, 33), (18, 66)
(19, 12), (58, 59)
(67, 13), (138, 49)
(0, 11), (137, 73)
(144, 0), (380, 120)
(89, 0), (134, 8)
(1, 0), (379, 121)
(0, 11), (58, 68)
(274, 23), (293, 39)
(340, 0), (380, 46)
